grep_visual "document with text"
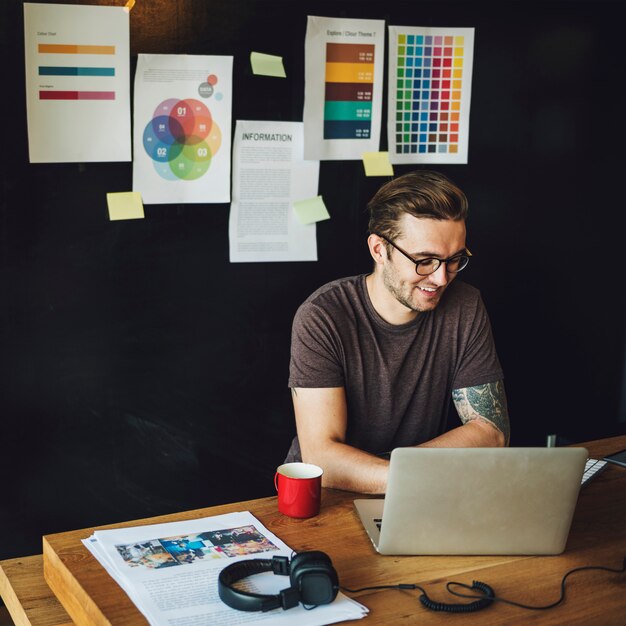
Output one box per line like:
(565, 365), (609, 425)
(83, 510), (367, 625)
(229, 120), (320, 263)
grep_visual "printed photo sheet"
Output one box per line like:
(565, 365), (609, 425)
(83, 510), (367, 625)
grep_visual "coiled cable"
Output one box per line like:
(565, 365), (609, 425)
(341, 555), (626, 613)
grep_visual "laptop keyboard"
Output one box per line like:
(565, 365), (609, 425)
(581, 458), (608, 486)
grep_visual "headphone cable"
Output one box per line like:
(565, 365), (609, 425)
(446, 556), (626, 611)
(341, 555), (626, 613)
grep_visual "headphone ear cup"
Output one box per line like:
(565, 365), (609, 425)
(289, 551), (339, 606)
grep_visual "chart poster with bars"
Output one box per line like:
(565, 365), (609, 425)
(23, 3), (131, 163)
(387, 26), (475, 164)
(303, 16), (385, 160)
(132, 54), (233, 204)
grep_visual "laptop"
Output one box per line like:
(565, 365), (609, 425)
(353, 447), (588, 555)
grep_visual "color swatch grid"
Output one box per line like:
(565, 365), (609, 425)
(395, 34), (465, 155)
(324, 43), (374, 140)
(388, 26), (474, 164)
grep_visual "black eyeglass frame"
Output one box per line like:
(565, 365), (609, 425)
(374, 233), (472, 276)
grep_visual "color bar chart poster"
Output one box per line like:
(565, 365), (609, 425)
(23, 3), (130, 163)
(303, 16), (385, 160)
(387, 26), (475, 164)
(132, 54), (233, 204)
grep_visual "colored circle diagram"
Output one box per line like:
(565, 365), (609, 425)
(143, 97), (222, 181)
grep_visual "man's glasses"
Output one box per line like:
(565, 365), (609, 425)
(375, 234), (472, 276)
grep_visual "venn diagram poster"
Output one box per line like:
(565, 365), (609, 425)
(23, 3), (131, 163)
(303, 16), (385, 160)
(387, 26), (474, 164)
(133, 54), (233, 204)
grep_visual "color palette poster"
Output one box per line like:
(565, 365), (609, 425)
(303, 16), (385, 160)
(23, 3), (131, 163)
(132, 54), (232, 204)
(387, 26), (475, 164)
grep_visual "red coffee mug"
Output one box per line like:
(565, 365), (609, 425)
(274, 462), (323, 518)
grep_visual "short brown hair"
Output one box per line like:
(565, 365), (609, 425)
(367, 170), (468, 241)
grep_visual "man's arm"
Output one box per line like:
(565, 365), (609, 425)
(435, 380), (510, 447)
(292, 380), (510, 494)
(291, 387), (388, 494)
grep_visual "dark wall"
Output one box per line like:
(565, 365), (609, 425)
(1, 0), (625, 560)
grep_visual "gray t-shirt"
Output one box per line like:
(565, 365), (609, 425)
(286, 274), (503, 462)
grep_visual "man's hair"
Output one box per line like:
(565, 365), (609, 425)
(367, 170), (468, 241)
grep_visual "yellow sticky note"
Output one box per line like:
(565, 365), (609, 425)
(293, 196), (330, 225)
(362, 152), (394, 177)
(107, 192), (144, 221)
(250, 52), (286, 78)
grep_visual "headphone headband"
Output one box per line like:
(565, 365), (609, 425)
(218, 551), (339, 612)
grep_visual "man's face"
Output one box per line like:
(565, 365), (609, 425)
(381, 214), (467, 313)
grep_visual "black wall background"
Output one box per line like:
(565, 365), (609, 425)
(1, 0), (625, 561)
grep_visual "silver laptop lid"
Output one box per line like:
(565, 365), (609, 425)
(367, 447), (587, 555)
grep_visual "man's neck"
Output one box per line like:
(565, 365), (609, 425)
(365, 272), (419, 326)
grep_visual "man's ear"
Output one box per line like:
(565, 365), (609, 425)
(367, 234), (387, 266)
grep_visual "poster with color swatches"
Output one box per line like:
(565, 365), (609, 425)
(23, 3), (130, 163)
(303, 16), (385, 160)
(387, 26), (474, 164)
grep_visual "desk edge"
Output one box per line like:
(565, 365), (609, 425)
(0, 560), (32, 626)
(43, 536), (109, 626)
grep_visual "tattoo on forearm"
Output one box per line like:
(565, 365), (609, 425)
(452, 381), (510, 444)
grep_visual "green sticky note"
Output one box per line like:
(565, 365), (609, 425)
(362, 152), (394, 177)
(107, 191), (144, 221)
(293, 196), (330, 225)
(250, 51), (286, 77)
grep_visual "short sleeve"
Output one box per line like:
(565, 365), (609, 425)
(451, 293), (503, 390)
(288, 301), (346, 388)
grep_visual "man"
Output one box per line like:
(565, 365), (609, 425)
(286, 170), (509, 494)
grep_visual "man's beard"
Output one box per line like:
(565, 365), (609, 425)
(381, 262), (441, 313)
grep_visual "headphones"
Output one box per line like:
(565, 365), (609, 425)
(218, 551), (339, 612)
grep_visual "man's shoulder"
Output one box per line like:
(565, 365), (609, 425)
(303, 274), (365, 308)
(433, 280), (484, 320)
(445, 279), (482, 303)
(293, 275), (367, 329)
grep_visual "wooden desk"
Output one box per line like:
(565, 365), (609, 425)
(0, 555), (72, 626)
(2, 436), (624, 625)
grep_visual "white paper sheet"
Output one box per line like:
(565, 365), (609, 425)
(387, 26), (475, 164)
(229, 121), (320, 263)
(23, 2), (131, 163)
(132, 54), (233, 204)
(303, 16), (385, 160)
(83, 510), (367, 625)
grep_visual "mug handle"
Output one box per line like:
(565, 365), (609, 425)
(274, 472), (279, 492)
